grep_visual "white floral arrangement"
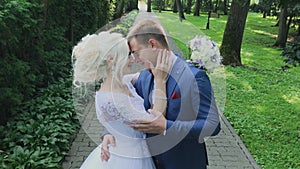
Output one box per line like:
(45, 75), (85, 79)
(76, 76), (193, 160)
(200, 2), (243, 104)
(188, 35), (222, 72)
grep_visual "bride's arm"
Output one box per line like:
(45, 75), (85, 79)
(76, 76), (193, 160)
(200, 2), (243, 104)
(151, 49), (172, 116)
(152, 80), (167, 116)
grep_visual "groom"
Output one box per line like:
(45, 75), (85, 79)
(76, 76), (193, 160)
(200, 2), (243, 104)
(102, 19), (221, 169)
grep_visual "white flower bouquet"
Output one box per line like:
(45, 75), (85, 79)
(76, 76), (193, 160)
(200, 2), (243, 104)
(188, 35), (222, 72)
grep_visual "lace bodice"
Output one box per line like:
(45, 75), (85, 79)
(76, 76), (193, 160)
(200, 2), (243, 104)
(95, 78), (154, 158)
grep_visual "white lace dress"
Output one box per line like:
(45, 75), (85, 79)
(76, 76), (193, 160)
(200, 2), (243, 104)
(80, 80), (156, 169)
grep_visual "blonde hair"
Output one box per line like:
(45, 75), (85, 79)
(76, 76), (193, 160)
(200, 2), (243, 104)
(127, 19), (169, 49)
(72, 31), (129, 87)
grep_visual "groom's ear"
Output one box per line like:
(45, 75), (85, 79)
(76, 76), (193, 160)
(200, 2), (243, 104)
(148, 39), (160, 48)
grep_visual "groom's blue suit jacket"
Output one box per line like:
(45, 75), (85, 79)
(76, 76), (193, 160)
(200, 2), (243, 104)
(134, 55), (221, 169)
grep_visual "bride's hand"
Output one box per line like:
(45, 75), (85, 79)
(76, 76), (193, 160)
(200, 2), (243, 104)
(151, 49), (172, 82)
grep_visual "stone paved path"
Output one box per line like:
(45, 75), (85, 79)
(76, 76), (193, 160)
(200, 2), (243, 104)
(62, 6), (260, 169)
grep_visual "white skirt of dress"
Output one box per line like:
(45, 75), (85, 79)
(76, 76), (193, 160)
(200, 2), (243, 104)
(80, 144), (156, 169)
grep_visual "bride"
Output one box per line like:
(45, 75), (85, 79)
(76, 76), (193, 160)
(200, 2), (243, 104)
(72, 31), (171, 169)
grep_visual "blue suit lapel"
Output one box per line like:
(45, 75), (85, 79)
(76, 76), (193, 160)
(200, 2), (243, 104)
(143, 73), (154, 110)
(167, 58), (186, 98)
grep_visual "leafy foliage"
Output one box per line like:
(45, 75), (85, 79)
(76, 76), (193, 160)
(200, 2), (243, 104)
(0, 78), (80, 168)
(0, 0), (118, 125)
(0, 7), (138, 168)
(281, 38), (300, 70)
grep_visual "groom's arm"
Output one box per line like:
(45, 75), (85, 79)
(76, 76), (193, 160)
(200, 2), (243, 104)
(132, 69), (220, 141)
(166, 70), (221, 142)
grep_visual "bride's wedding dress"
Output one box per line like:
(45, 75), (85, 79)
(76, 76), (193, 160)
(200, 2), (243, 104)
(80, 79), (156, 169)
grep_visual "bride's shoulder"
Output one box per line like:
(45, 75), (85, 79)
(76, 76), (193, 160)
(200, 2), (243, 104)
(95, 91), (129, 102)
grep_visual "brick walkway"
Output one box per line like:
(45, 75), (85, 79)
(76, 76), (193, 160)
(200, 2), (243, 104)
(62, 7), (260, 169)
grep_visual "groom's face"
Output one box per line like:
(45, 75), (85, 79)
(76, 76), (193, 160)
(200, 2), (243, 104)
(128, 37), (158, 70)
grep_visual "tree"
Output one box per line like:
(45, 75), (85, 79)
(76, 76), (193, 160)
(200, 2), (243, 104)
(114, 0), (125, 19)
(159, 0), (163, 12)
(220, 0), (251, 66)
(206, 0), (213, 29)
(185, 0), (193, 14)
(173, 0), (185, 21)
(126, 0), (138, 12)
(177, 0), (185, 20)
(214, 0), (219, 13)
(147, 0), (152, 12)
(259, 0), (273, 18)
(273, 0), (299, 48)
(223, 0), (229, 15)
(173, 0), (178, 12)
(194, 0), (202, 16)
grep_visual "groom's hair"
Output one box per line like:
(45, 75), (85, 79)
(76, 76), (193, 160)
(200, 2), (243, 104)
(127, 19), (169, 50)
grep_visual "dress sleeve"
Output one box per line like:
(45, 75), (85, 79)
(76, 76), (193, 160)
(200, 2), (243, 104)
(96, 93), (154, 123)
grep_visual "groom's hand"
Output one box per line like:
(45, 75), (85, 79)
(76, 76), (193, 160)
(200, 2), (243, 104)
(130, 109), (167, 134)
(101, 134), (115, 161)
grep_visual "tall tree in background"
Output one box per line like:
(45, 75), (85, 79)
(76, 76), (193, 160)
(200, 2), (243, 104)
(176, 0), (186, 21)
(159, 0), (163, 12)
(273, 3), (288, 48)
(114, 0), (125, 19)
(147, 0), (152, 12)
(273, 0), (299, 48)
(214, 0), (219, 13)
(126, 0), (138, 12)
(220, 0), (250, 66)
(206, 0), (213, 29)
(194, 0), (202, 16)
(259, 0), (273, 18)
(223, 0), (228, 15)
(173, 0), (178, 12)
(185, 0), (192, 14)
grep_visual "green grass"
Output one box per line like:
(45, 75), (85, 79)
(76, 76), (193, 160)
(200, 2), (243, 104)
(155, 11), (300, 169)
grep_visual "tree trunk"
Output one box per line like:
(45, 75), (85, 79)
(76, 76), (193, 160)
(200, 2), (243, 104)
(214, 0), (219, 13)
(263, 11), (267, 18)
(223, 0), (228, 15)
(193, 0), (201, 16)
(147, 0), (151, 12)
(220, 0), (250, 66)
(176, 0), (185, 21)
(298, 21), (300, 36)
(114, 0), (125, 19)
(173, 0), (178, 13)
(206, 0), (213, 29)
(286, 14), (294, 37)
(159, 0), (163, 12)
(186, 0), (192, 14)
(206, 10), (211, 29)
(125, 0), (137, 12)
(273, 6), (288, 48)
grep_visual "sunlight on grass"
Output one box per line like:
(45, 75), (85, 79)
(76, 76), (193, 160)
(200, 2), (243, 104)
(252, 30), (277, 38)
(282, 93), (300, 106)
(156, 13), (205, 43)
(241, 81), (253, 92)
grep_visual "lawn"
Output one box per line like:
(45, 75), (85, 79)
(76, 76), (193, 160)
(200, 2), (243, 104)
(155, 11), (300, 169)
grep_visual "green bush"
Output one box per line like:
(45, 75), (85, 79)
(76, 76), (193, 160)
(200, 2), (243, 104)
(0, 78), (80, 169)
(281, 37), (300, 70)
(0, 0), (117, 124)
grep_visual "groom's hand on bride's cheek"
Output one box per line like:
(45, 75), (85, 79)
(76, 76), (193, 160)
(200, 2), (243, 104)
(130, 110), (166, 134)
